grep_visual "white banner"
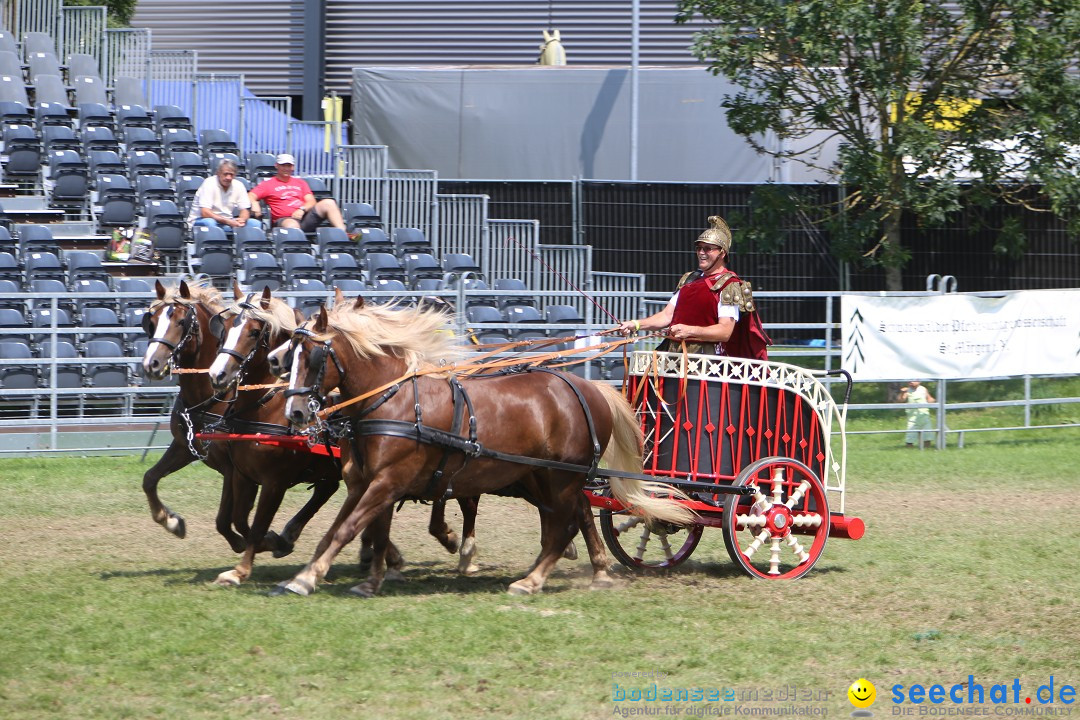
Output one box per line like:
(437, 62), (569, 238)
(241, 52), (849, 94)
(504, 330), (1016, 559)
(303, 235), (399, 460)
(841, 291), (1080, 380)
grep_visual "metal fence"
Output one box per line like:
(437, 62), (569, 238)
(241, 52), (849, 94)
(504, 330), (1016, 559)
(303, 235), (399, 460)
(3, 288), (1076, 455)
(57, 5), (104, 63)
(147, 48), (196, 111)
(192, 73), (243, 138)
(101, 27), (151, 88)
(384, 169), (437, 238)
(1, 0), (61, 39)
(239, 95), (291, 156)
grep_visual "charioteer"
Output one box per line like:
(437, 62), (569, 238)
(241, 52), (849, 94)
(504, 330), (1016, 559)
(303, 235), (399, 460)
(616, 214), (771, 360)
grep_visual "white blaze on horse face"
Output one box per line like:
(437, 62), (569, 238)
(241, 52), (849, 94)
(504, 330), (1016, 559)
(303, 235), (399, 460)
(208, 320), (245, 379)
(284, 342), (305, 420)
(142, 307), (173, 373)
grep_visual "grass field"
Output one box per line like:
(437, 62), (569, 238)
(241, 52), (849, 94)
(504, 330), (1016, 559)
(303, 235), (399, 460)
(1, 429), (1078, 719)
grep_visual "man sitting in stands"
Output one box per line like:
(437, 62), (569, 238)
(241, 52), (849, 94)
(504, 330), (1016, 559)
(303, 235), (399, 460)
(248, 153), (354, 236)
(187, 159), (263, 233)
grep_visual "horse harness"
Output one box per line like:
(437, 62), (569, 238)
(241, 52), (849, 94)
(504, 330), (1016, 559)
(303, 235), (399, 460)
(286, 324), (604, 500)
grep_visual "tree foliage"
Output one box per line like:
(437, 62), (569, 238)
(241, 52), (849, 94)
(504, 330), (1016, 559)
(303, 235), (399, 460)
(676, 0), (1080, 289)
(64, 0), (138, 27)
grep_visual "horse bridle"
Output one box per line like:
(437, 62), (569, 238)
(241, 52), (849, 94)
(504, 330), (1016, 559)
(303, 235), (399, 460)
(144, 301), (200, 368)
(281, 325), (345, 411)
(210, 295), (271, 373)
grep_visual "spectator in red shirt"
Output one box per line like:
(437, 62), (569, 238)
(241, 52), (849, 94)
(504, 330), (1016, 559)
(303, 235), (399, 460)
(248, 154), (354, 236)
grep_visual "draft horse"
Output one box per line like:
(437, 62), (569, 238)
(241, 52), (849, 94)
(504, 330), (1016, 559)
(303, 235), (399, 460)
(210, 286), (483, 578)
(271, 298), (693, 597)
(141, 279), (339, 585)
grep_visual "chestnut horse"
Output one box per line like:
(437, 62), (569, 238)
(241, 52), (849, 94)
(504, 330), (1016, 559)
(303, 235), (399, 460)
(141, 280), (340, 585)
(207, 285), (482, 577)
(271, 299), (693, 597)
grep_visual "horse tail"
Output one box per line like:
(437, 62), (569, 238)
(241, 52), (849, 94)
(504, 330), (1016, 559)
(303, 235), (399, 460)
(592, 381), (696, 527)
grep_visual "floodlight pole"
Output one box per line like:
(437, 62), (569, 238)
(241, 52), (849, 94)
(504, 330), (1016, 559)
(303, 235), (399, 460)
(630, 0), (640, 181)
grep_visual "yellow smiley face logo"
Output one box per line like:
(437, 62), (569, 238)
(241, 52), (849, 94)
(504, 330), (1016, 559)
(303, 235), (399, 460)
(848, 678), (876, 708)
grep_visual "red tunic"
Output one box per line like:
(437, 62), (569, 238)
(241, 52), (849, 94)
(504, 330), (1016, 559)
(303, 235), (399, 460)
(669, 271), (770, 360)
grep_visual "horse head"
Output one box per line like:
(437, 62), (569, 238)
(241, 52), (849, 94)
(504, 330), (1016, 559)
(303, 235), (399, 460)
(141, 279), (220, 380)
(208, 283), (302, 391)
(281, 304), (347, 426)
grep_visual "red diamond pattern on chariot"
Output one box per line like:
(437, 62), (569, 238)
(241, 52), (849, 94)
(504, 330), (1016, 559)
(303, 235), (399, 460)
(764, 428), (773, 440)
(782, 433), (791, 443)
(704, 423), (716, 434)
(682, 421), (694, 432)
(799, 439), (808, 449)
(726, 424), (736, 435)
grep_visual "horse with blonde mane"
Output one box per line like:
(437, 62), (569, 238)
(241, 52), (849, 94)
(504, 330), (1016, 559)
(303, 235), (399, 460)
(141, 279), (340, 585)
(271, 296), (693, 597)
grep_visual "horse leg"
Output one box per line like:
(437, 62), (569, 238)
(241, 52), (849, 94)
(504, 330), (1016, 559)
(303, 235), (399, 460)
(278, 476), (394, 597)
(359, 528), (405, 580)
(229, 470), (256, 540)
(216, 480), (288, 587)
(268, 476), (340, 558)
(455, 496), (480, 575)
(508, 482), (580, 596)
(350, 506), (395, 597)
(576, 491), (614, 589)
(428, 498), (459, 553)
(141, 438), (196, 538)
(213, 467), (247, 553)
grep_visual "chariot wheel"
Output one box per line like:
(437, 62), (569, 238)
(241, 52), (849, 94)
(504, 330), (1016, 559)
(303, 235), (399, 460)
(722, 457), (830, 580)
(599, 509), (703, 571)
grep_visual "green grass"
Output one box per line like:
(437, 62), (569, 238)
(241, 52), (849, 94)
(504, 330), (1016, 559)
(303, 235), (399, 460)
(1, 434), (1079, 719)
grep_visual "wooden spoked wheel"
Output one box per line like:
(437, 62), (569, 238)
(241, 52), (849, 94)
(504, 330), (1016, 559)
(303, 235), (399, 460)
(599, 509), (703, 571)
(722, 457), (830, 580)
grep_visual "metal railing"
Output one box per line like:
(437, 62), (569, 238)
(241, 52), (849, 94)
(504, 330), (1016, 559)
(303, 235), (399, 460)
(58, 5), (104, 64)
(1, 288), (1077, 455)
(101, 27), (151, 88)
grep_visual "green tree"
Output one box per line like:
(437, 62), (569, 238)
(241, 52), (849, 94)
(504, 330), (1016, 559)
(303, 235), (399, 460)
(64, 0), (137, 27)
(676, 0), (1080, 289)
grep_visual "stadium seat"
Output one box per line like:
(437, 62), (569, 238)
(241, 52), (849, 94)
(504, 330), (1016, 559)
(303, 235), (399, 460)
(27, 52), (62, 79)
(0, 339), (38, 389)
(71, 278), (115, 313)
(136, 174), (175, 204)
(38, 338), (83, 389)
(30, 306), (76, 345)
(364, 253), (407, 285)
(197, 251), (235, 290)
(271, 227), (311, 256)
(403, 252), (443, 288)
(168, 151), (208, 179)
(115, 102), (154, 134)
(28, 279), (73, 313)
(89, 150), (126, 177)
(352, 226), (394, 255)
(192, 224), (232, 258)
(72, 75), (108, 106)
(128, 150), (168, 179)
(368, 278), (406, 303)
(153, 104), (193, 134)
(77, 101), (113, 130)
(200, 129), (240, 157)
(122, 126), (162, 156)
(391, 227), (433, 257)
(283, 252), (322, 283)
(66, 53), (101, 84)
(242, 252), (283, 291)
(315, 226), (356, 257)
(492, 277), (535, 309)
(545, 304), (585, 326)
(443, 253), (484, 282)
(235, 224), (273, 254)
(323, 253), (364, 286)
(65, 251), (111, 285)
(302, 176), (332, 200)
(79, 306), (125, 346)
(83, 338), (129, 390)
(466, 305), (503, 325)
(342, 202), (382, 230)
(289, 277), (327, 315)
(144, 200), (186, 267)
(41, 126), (79, 155)
(19, 225), (60, 256)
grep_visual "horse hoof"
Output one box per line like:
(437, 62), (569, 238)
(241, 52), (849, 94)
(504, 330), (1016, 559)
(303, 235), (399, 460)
(384, 568), (405, 582)
(349, 582), (378, 598)
(273, 578), (314, 597)
(562, 541), (578, 561)
(442, 532), (460, 554)
(507, 581), (536, 596)
(458, 563), (480, 576)
(214, 570), (243, 587)
(165, 514), (186, 539)
(267, 531), (295, 559)
(590, 574), (616, 590)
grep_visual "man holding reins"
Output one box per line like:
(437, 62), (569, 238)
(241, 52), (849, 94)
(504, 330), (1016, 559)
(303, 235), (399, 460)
(616, 215), (770, 360)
